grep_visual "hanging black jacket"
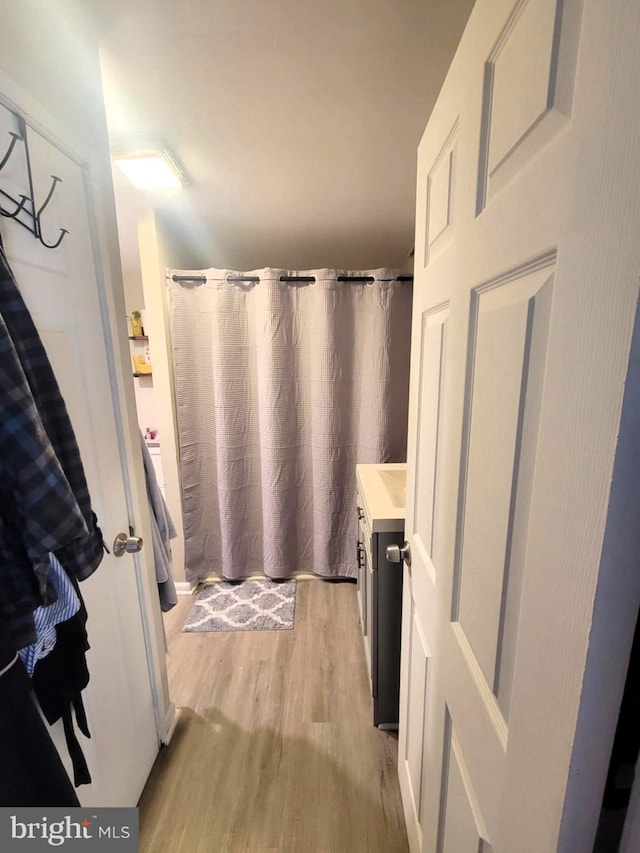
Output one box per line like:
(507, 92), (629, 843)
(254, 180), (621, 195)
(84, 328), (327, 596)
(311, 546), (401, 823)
(32, 570), (93, 787)
(0, 233), (104, 649)
(0, 620), (79, 806)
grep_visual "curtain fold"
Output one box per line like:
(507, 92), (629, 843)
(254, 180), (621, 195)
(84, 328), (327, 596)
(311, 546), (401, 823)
(168, 268), (412, 583)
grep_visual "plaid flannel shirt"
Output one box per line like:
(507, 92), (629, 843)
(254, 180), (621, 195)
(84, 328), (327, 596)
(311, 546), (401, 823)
(0, 236), (104, 648)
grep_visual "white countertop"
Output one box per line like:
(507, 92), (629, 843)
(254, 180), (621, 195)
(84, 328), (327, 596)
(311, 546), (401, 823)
(356, 462), (407, 533)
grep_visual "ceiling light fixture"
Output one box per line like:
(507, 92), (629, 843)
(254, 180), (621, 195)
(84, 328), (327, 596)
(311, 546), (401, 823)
(112, 147), (187, 190)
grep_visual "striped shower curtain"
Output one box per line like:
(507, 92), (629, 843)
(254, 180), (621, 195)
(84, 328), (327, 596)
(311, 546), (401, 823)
(168, 267), (412, 583)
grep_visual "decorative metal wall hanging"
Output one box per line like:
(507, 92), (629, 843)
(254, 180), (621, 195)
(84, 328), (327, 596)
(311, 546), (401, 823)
(0, 110), (69, 249)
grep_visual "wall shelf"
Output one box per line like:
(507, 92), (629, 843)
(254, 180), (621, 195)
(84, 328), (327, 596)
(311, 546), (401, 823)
(129, 335), (149, 341)
(133, 372), (153, 378)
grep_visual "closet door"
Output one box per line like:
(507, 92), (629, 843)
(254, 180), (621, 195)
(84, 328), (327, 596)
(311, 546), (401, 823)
(399, 0), (640, 850)
(0, 81), (161, 805)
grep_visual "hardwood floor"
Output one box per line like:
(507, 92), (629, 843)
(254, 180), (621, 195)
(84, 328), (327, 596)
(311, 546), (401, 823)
(138, 578), (409, 853)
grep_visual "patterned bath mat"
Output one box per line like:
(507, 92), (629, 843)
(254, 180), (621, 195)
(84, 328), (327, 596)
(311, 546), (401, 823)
(183, 579), (296, 633)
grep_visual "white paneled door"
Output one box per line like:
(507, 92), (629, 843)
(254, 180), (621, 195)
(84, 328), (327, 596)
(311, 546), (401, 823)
(399, 0), (640, 851)
(0, 81), (160, 804)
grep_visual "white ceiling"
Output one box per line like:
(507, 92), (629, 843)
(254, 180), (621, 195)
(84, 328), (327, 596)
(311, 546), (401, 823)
(91, 0), (474, 271)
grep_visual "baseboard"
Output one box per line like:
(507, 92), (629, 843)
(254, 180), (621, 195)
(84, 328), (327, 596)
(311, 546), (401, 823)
(177, 574), (321, 594)
(161, 703), (180, 745)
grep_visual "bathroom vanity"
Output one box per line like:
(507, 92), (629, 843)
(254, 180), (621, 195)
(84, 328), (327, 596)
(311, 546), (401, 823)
(355, 462), (406, 728)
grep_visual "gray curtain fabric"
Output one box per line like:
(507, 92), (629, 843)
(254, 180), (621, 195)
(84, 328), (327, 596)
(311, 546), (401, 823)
(168, 268), (412, 584)
(139, 433), (178, 612)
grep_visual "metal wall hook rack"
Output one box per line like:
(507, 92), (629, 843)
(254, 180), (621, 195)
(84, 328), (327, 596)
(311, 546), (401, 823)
(0, 112), (69, 249)
(0, 131), (21, 172)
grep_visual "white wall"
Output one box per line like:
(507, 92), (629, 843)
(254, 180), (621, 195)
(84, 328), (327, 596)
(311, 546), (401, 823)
(111, 167), (161, 437)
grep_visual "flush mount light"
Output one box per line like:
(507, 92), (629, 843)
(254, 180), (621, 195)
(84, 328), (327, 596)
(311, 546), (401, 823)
(112, 148), (187, 190)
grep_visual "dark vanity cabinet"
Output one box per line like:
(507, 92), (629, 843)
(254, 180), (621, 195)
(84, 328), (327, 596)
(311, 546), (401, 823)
(356, 464), (406, 729)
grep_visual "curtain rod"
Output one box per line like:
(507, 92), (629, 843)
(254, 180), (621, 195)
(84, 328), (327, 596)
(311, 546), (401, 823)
(170, 274), (413, 284)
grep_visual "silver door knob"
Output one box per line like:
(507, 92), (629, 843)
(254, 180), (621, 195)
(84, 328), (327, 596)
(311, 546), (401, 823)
(386, 541), (411, 567)
(113, 532), (143, 557)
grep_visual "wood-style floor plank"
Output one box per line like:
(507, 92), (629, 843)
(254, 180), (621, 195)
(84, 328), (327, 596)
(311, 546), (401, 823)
(138, 579), (409, 853)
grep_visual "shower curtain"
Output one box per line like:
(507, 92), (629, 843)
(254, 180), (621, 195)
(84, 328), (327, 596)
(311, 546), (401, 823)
(168, 268), (412, 583)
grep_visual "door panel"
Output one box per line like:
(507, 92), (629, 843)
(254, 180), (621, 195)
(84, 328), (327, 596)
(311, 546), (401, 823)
(399, 0), (640, 850)
(477, 0), (581, 209)
(413, 305), (448, 565)
(454, 265), (553, 699)
(485, 0), (558, 173)
(439, 721), (491, 853)
(425, 126), (457, 265)
(399, 589), (431, 848)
